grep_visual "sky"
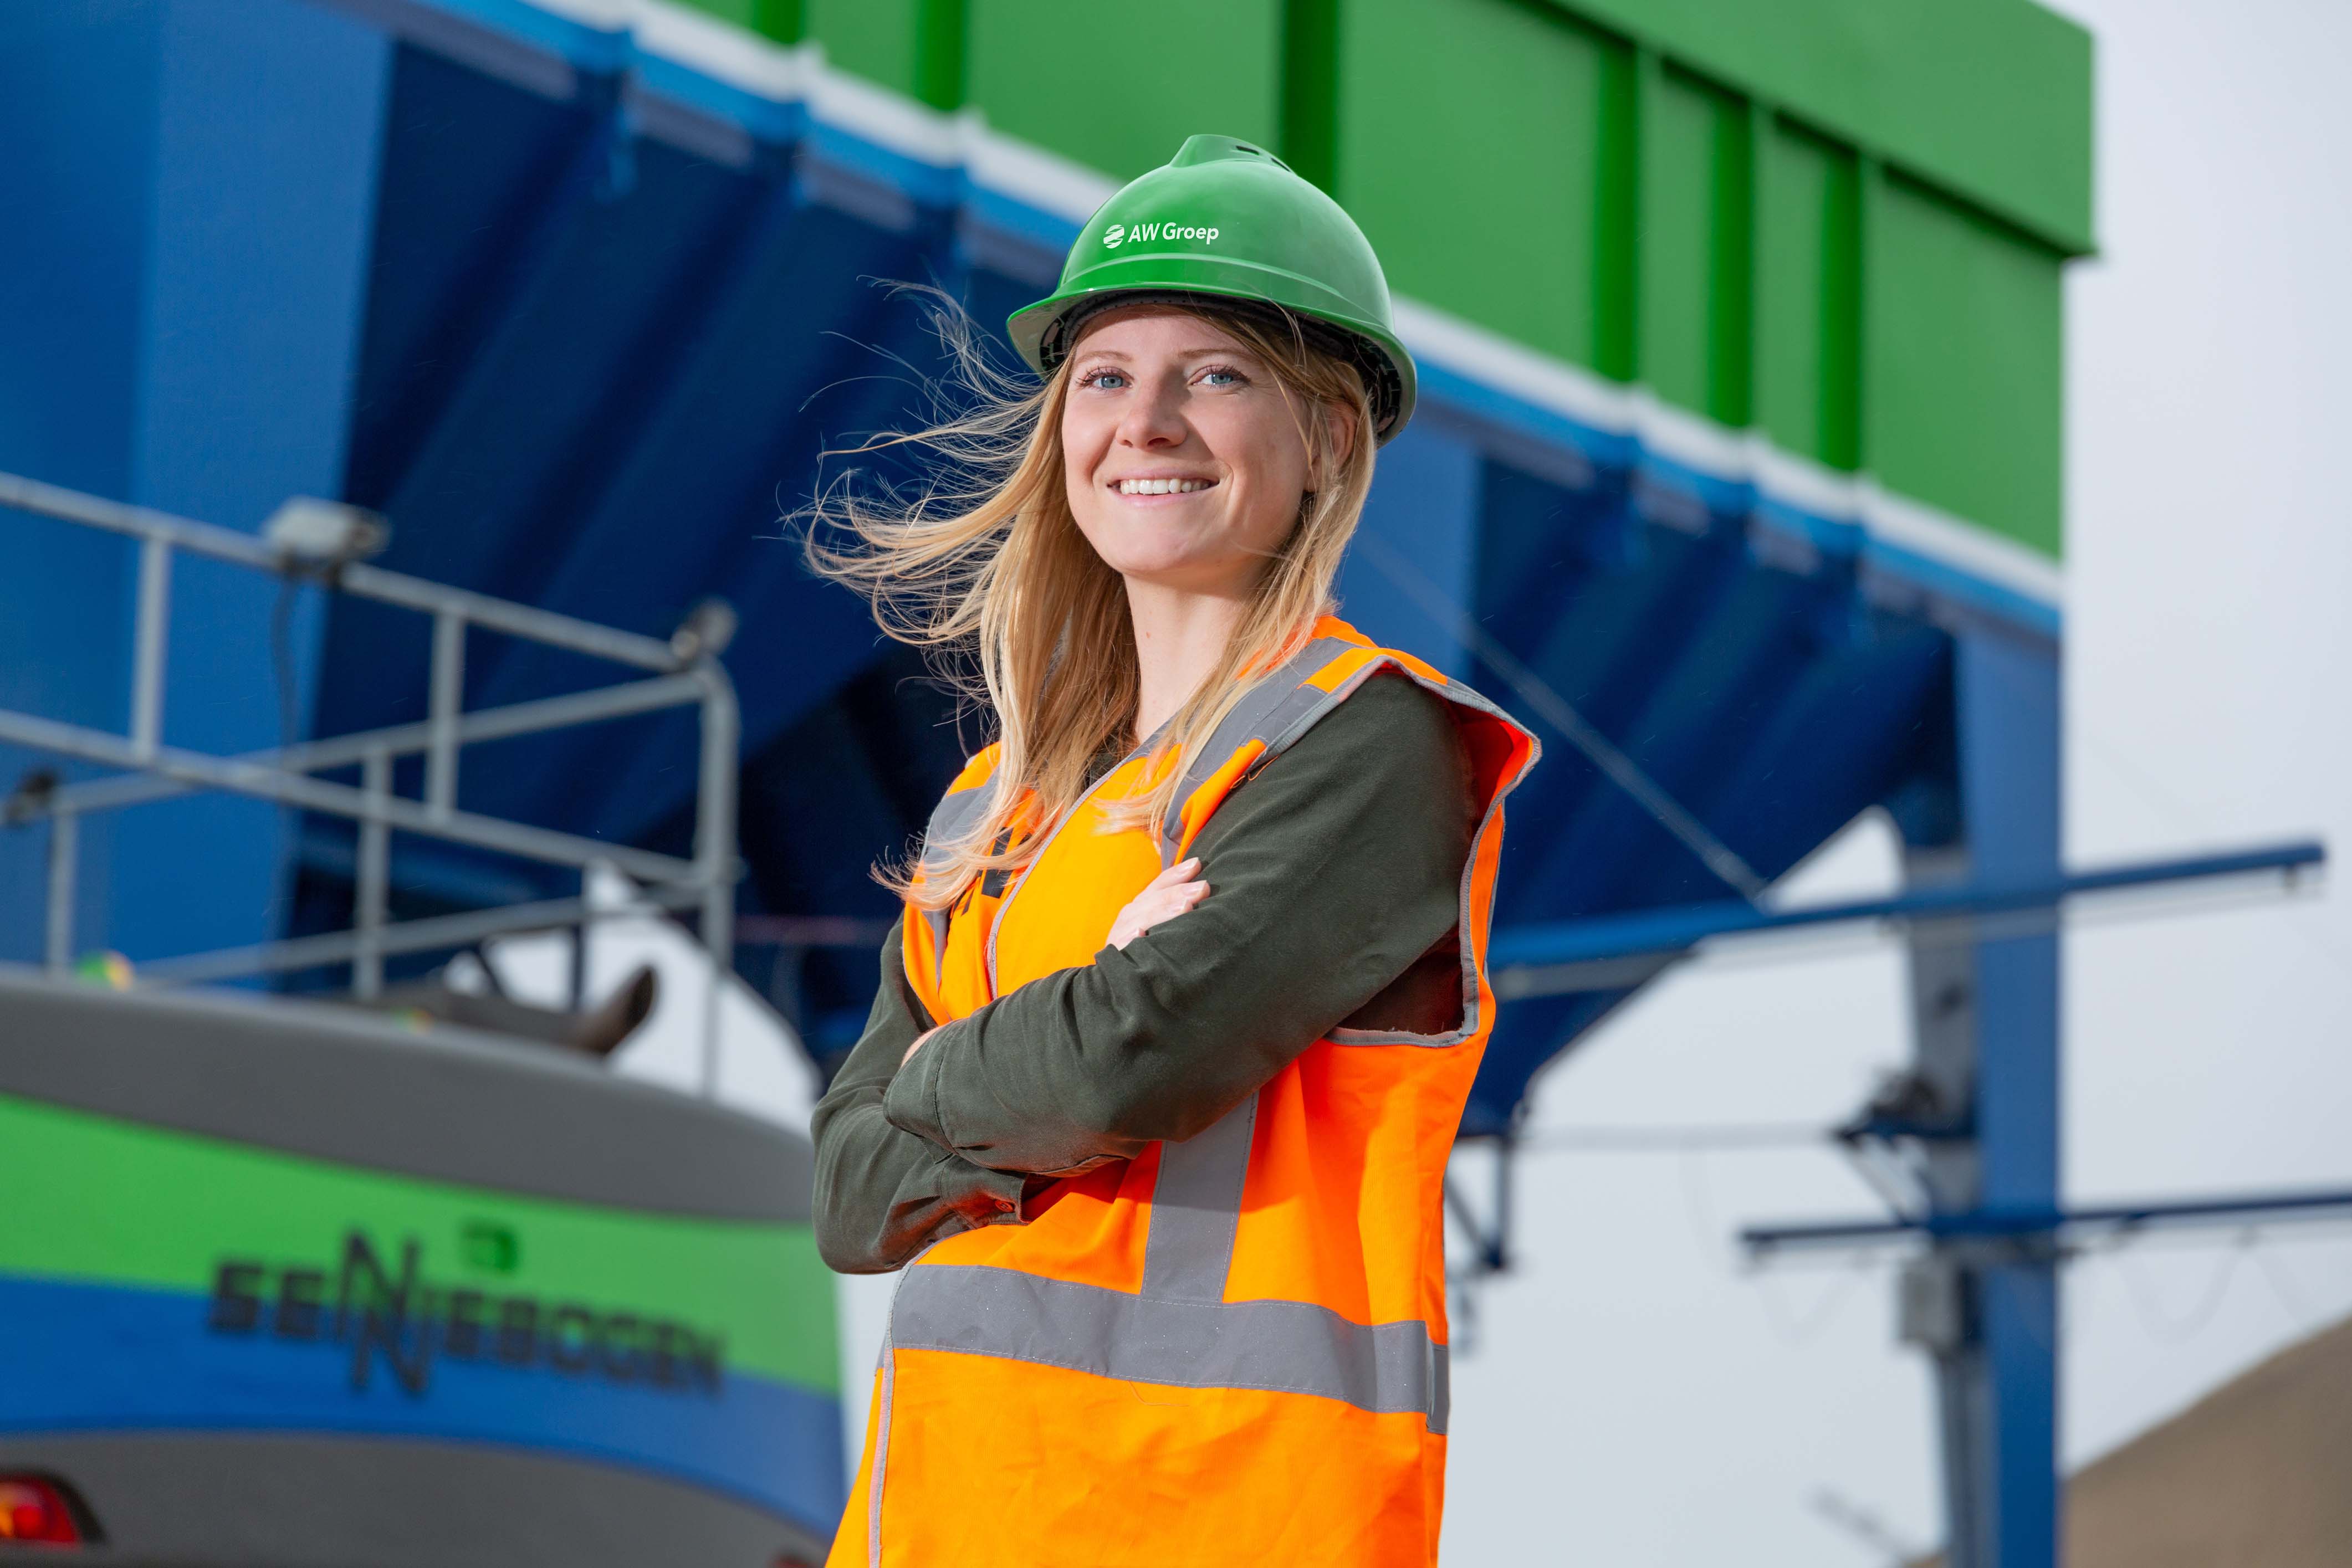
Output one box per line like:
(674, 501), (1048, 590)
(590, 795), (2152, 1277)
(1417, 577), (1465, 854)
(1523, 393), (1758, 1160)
(1435, 1), (2352, 1561)
(828, 3), (2352, 1560)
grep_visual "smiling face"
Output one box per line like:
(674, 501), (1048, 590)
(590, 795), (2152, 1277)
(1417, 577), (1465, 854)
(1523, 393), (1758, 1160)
(1060, 306), (1352, 601)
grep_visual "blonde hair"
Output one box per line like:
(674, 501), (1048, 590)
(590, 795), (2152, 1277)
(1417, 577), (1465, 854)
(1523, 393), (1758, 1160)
(805, 291), (1378, 910)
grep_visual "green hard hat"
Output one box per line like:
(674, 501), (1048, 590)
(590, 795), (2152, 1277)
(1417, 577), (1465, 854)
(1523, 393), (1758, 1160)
(1008, 134), (1418, 444)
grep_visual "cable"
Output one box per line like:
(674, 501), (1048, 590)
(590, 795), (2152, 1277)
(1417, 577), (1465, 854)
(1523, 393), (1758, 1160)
(1676, 1146), (1724, 1262)
(2106, 1231), (2250, 1347)
(1358, 535), (1769, 903)
(2249, 1239), (2314, 1325)
(1752, 1258), (1873, 1347)
(1810, 1488), (1924, 1568)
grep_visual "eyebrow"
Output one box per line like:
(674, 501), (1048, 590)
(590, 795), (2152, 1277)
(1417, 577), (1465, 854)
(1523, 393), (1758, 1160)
(1070, 345), (1259, 365)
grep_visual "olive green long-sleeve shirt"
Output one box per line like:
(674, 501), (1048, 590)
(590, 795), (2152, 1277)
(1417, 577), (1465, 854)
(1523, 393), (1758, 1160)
(810, 672), (1474, 1275)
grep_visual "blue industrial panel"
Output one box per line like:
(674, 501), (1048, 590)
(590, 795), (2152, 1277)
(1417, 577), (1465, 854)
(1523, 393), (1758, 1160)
(1334, 418), (1482, 681)
(0, 0), (387, 967)
(111, 0), (390, 965)
(1457, 449), (1957, 1132)
(0, 3), (160, 960)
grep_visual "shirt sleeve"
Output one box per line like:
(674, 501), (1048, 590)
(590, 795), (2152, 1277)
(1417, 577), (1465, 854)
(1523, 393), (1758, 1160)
(881, 671), (1474, 1175)
(809, 925), (1034, 1274)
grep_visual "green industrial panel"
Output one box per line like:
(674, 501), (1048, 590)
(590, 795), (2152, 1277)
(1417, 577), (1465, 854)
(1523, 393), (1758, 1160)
(672, 0), (802, 44)
(969, 1), (1282, 182)
(809, 0), (919, 98)
(1338, 0), (1618, 371)
(1545, 0), (2093, 254)
(809, 0), (963, 108)
(1869, 172), (2063, 556)
(1642, 64), (1751, 426)
(1756, 116), (1861, 469)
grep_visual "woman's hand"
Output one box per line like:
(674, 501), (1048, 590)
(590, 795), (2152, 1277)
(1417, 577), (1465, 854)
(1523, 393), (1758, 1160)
(1107, 857), (1209, 952)
(901, 859), (1206, 1066)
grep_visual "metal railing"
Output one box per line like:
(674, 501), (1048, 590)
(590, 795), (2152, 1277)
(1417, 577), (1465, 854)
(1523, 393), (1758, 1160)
(0, 469), (740, 1080)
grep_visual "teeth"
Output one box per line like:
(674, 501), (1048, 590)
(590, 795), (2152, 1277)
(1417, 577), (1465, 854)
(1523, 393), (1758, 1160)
(1116, 478), (1211, 495)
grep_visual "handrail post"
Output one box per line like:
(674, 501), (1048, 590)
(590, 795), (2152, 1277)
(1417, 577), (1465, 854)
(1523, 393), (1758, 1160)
(355, 745), (391, 1000)
(45, 808), (78, 975)
(130, 535), (171, 761)
(425, 609), (463, 820)
(693, 664), (739, 1099)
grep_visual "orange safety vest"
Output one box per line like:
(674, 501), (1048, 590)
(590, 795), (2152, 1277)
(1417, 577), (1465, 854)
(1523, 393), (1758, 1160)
(828, 617), (1538, 1567)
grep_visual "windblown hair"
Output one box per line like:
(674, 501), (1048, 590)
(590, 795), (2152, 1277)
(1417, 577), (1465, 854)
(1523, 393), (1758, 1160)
(804, 291), (1378, 910)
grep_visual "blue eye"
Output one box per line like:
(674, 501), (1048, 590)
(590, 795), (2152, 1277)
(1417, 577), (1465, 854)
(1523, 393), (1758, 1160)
(1200, 366), (1244, 388)
(1081, 369), (1127, 391)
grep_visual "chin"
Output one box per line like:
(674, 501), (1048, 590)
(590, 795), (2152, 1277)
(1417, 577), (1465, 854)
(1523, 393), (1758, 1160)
(1097, 530), (1212, 576)
(1097, 547), (1233, 590)
(1103, 554), (1208, 584)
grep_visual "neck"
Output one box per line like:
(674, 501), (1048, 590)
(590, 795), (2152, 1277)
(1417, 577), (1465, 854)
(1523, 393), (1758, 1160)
(1124, 576), (1251, 742)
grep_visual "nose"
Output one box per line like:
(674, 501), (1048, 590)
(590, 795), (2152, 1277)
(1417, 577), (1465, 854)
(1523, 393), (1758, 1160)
(1115, 376), (1190, 452)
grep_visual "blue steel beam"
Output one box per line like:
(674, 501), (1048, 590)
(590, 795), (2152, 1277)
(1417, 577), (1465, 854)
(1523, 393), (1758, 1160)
(1952, 631), (2060, 1568)
(1488, 839), (2325, 977)
(1742, 1187), (2352, 1250)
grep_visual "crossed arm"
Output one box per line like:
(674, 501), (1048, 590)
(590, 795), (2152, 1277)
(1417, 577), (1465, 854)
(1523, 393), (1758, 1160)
(809, 673), (1474, 1275)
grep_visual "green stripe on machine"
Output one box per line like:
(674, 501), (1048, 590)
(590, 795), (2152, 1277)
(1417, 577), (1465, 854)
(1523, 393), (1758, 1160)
(0, 1094), (839, 1393)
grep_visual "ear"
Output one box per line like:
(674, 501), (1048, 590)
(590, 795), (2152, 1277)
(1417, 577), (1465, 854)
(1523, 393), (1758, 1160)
(1319, 397), (1360, 480)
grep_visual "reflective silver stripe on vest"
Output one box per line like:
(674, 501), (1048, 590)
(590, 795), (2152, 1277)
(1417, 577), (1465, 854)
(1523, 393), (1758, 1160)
(866, 1335), (894, 1567)
(1157, 635), (1357, 858)
(916, 779), (998, 972)
(1139, 1093), (1259, 1300)
(893, 1262), (1450, 1432)
(918, 778), (998, 878)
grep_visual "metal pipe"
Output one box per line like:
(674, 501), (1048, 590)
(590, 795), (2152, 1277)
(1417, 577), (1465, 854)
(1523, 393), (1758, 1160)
(1490, 839), (2328, 977)
(693, 662), (740, 1098)
(355, 747), (391, 1000)
(29, 673), (707, 822)
(0, 468), (679, 672)
(44, 809), (78, 974)
(1743, 1186), (2352, 1252)
(0, 469), (241, 556)
(135, 883), (706, 987)
(339, 561), (678, 672)
(426, 609), (464, 820)
(0, 707), (700, 886)
(130, 535), (171, 761)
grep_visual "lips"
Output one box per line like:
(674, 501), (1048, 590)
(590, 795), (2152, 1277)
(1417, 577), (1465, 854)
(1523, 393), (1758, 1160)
(1112, 476), (1216, 495)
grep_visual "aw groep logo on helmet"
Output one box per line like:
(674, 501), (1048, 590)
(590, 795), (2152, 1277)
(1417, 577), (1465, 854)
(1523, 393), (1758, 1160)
(1102, 220), (1219, 249)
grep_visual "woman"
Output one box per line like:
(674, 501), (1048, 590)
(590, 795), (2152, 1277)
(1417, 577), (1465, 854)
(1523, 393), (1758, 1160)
(808, 135), (1538, 1567)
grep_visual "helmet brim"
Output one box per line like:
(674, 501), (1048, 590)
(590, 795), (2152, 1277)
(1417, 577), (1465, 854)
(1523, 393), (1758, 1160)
(1009, 266), (1418, 445)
